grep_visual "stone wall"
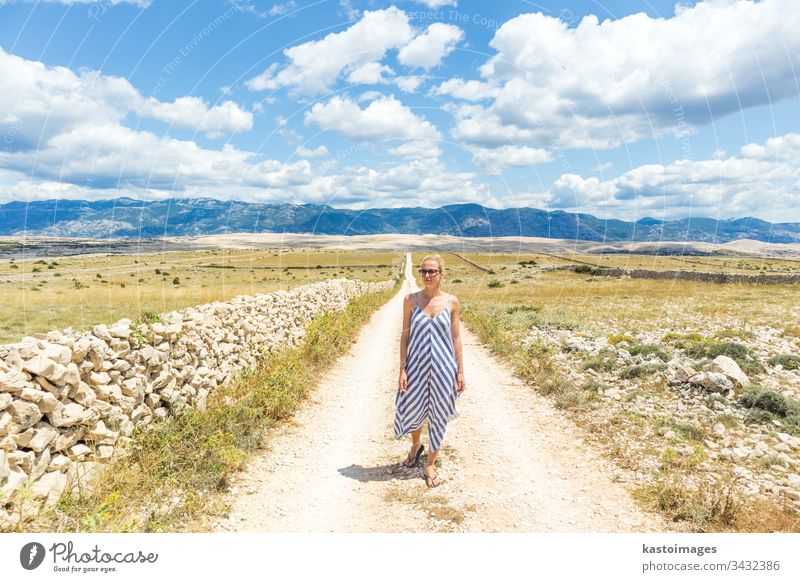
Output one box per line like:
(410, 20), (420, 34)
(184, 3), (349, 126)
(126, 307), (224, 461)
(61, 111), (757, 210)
(575, 266), (800, 285)
(0, 278), (394, 527)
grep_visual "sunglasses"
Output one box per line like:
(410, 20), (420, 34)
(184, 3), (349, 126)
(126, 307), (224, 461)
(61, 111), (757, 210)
(419, 268), (440, 276)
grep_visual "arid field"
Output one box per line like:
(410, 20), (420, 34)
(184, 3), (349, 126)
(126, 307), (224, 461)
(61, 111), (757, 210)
(0, 245), (401, 343)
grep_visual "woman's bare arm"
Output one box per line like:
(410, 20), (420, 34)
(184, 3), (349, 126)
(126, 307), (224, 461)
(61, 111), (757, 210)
(450, 295), (466, 393)
(398, 293), (414, 391)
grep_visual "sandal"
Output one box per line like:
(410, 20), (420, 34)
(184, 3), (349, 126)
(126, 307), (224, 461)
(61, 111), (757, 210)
(402, 444), (424, 468)
(424, 471), (442, 488)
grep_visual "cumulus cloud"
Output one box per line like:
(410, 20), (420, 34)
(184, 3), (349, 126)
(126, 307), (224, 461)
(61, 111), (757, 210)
(430, 78), (499, 101)
(397, 23), (463, 70)
(0, 48), (253, 145)
(304, 95), (441, 141)
(0, 123), (312, 191)
(246, 7), (413, 95)
(471, 145), (553, 174)
(388, 141), (442, 160)
(452, 0), (800, 149)
(415, 0), (457, 8)
(295, 145), (329, 158)
(545, 133), (800, 220)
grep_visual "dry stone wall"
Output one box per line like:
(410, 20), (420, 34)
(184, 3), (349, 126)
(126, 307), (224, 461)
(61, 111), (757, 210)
(0, 277), (394, 528)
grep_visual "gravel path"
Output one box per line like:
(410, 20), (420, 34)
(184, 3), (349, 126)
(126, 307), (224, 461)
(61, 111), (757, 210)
(214, 254), (664, 532)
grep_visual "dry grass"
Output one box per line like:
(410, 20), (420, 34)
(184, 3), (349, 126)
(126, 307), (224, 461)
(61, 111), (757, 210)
(22, 282), (398, 532)
(0, 249), (401, 342)
(410, 250), (800, 532)
(412, 251), (798, 333)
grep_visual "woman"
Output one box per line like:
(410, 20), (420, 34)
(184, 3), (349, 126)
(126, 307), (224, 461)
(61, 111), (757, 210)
(394, 254), (466, 488)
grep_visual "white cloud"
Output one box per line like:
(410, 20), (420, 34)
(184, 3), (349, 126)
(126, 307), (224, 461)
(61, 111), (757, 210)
(304, 95), (441, 141)
(415, 0), (457, 8)
(397, 23), (463, 70)
(137, 97), (253, 138)
(453, 0), (800, 149)
(395, 76), (424, 93)
(388, 141), (442, 160)
(246, 7), (413, 95)
(471, 145), (553, 174)
(295, 145), (329, 158)
(346, 62), (394, 85)
(545, 133), (800, 221)
(0, 123), (313, 191)
(591, 162), (612, 172)
(0, 48), (252, 145)
(430, 78), (499, 101)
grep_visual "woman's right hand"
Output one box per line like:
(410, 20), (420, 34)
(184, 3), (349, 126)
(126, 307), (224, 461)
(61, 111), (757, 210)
(398, 369), (407, 392)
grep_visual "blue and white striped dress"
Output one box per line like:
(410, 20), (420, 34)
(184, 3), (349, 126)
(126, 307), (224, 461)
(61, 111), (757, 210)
(394, 293), (460, 453)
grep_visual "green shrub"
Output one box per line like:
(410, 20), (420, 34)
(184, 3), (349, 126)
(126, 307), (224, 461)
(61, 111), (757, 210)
(619, 363), (667, 379)
(628, 343), (670, 361)
(739, 385), (798, 416)
(487, 279), (503, 288)
(681, 339), (764, 375)
(767, 354), (800, 370)
(581, 349), (618, 372)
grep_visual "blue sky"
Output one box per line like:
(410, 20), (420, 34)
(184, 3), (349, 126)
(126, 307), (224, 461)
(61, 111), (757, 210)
(1, 0), (799, 221)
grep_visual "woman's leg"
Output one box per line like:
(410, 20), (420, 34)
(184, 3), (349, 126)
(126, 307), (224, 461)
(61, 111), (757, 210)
(424, 447), (441, 486)
(402, 427), (424, 467)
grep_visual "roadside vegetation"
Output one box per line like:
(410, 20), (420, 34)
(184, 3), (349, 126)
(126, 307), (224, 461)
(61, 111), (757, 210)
(420, 251), (800, 532)
(23, 281), (399, 532)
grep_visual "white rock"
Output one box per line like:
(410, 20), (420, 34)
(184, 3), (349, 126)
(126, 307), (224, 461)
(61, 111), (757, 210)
(704, 355), (749, 387)
(0, 393), (12, 411)
(31, 471), (68, 508)
(48, 454), (71, 473)
(21, 355), (56, 379)
(8, 400), (43, 431)
(36, 392), (58, 414)
(48, 402), (88, 428)
(68, 444), (92, 460)
(0, 468), (27, 503)
(0, 369), (29, 394)
(92, 324), (113, 343)
(689, 371), (733, 393)
(43, 342), (72, 365)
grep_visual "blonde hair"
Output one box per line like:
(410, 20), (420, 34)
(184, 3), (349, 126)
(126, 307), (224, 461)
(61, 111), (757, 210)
(420, 254), (445, 277)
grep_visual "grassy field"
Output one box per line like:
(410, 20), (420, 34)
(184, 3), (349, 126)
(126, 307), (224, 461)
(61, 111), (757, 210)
(413, 251), (799, 334)
(0, 249), (401, 343)
(411, 251), (800, 532)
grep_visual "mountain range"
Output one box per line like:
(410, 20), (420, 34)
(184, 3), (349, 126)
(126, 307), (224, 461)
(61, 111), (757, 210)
(1, 198), (799, 244)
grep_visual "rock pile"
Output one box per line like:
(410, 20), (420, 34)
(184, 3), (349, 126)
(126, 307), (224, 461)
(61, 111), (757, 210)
(0, 277), (393, 529)
(522, 323), (800, 508)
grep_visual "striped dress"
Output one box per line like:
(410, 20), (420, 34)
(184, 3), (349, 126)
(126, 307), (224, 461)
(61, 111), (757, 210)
(394, 293), (460, 453)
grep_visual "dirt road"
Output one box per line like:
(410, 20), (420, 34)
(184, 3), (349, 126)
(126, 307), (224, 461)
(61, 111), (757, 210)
(213, 254), (663, 532)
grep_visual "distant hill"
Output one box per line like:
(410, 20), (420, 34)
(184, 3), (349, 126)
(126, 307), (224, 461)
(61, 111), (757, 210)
(1, 197), (799, 243)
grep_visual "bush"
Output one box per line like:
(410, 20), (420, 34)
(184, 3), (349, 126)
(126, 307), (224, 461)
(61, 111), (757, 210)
(683, 339), (764, 375)
(619, 363), (667, 379)
(487, 279), (503, 288)
(581, 349), (618, 372)
(739, 385), (798, 417)
(768, 354), (800, 370)
(628, 343), (670, 361)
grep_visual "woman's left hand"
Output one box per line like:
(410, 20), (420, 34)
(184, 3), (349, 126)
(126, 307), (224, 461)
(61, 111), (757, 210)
(456, 371), (466, 393)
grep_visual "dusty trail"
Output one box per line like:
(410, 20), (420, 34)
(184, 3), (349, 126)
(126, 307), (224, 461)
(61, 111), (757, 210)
(214, 254), (663, 532)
